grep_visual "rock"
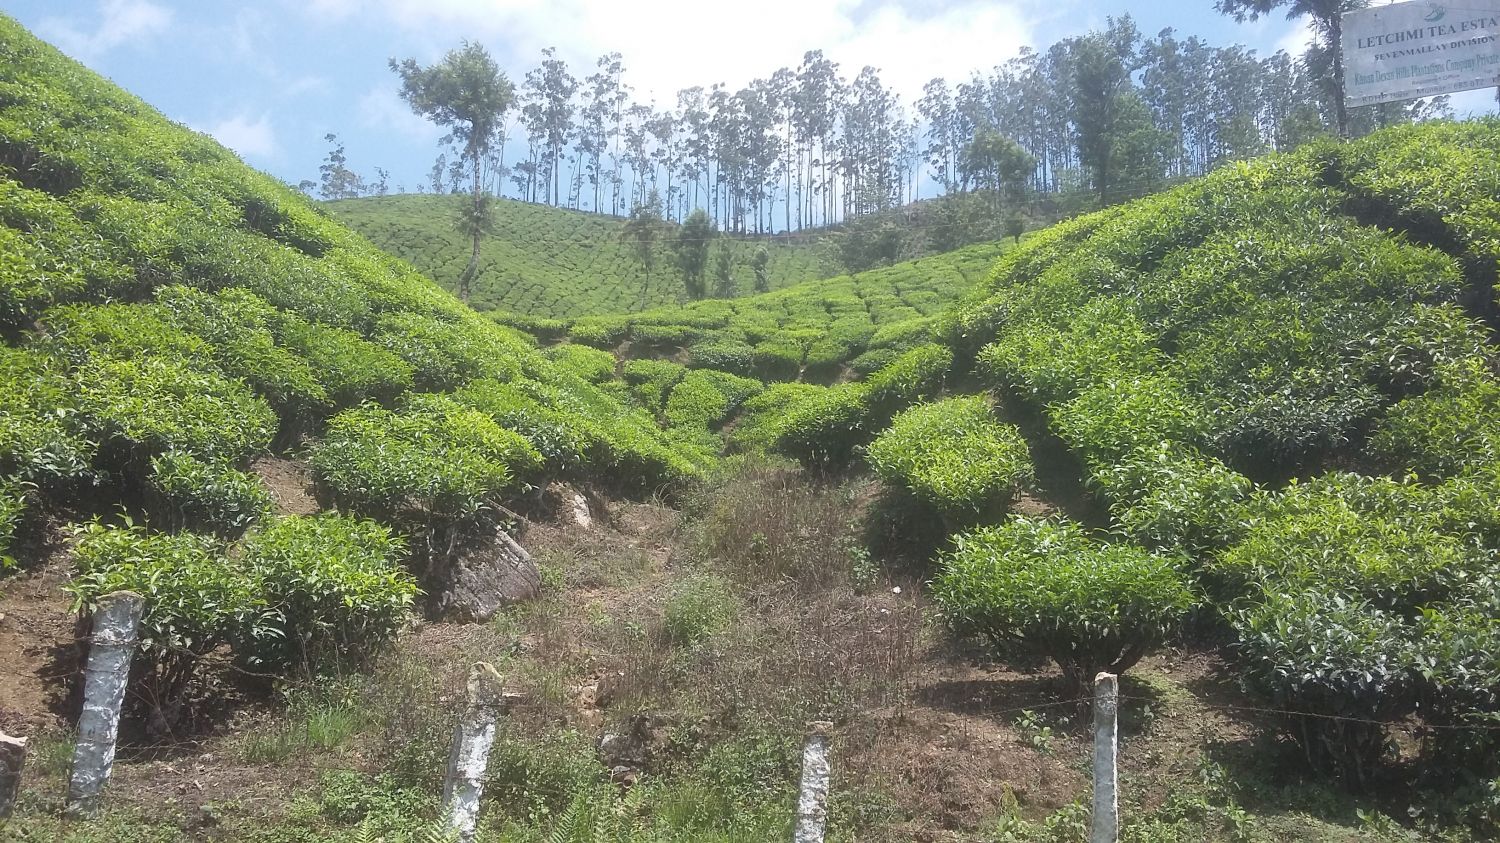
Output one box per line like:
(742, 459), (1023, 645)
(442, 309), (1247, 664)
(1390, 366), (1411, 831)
(427, 528), (542, 622)
(596, 713), (669, 776)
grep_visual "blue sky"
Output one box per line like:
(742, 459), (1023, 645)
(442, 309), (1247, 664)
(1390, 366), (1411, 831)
(4, 0), (1496, 193)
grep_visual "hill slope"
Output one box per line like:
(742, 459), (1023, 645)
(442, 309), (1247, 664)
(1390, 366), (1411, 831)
(714, 119), (1500, 795)
(326, 193), (842, 317)
(0, 13), (701, 637)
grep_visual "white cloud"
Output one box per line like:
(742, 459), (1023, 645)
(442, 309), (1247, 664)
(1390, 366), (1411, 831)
(1275, 16), (1316, 56)
(197, 113), (279, 159)
(298, 0), (1035, 103)
(38, 0), (173, 61)
(358, 86), (444, 142)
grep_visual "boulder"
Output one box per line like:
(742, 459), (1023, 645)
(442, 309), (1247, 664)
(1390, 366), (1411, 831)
(427, 528), (541, 622)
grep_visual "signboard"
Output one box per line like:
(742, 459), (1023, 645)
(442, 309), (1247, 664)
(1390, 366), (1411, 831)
(1342, 0), (1500, 107)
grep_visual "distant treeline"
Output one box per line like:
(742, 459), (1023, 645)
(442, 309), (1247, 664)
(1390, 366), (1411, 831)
(314, 13), (1450, 234)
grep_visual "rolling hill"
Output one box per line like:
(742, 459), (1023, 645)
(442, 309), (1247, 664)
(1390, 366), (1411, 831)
(6, 4), (1500, 836)
(325, 193), (843, 317)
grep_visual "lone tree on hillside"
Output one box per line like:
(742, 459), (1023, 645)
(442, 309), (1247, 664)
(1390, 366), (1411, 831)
(712, 238), (735, 298)
(622, 189), (666, 305)
(391, 42), (515, 303)
(751, 245), (771, 294)
(1215, 0), (1366, 137)
(674, 209), (714, 300)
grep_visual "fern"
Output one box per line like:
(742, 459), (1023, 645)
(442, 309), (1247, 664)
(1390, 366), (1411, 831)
(547, 794), (585, 843)
(413, 820), (461, 843)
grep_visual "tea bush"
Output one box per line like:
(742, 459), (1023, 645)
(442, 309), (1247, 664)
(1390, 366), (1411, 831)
(0, 346), (92, 487)
(546, 342), (618, 383)
(1372, 357), (1500, 480)
(238, 514), (416, 672)
(450, 378), (601, 474)
(933, 518), (1196, 696)
(311, 397), (540, 527)
(67, 523), (250, 722)
(1211, 474), (1480, 609)
(0, 478), (26, 568)
(622, 358), (687, 414)
(866, 396), (1032, 520)
(274, 315), (415, 407)
(146, 451), (272, 536)
(72, 354), (277, 464)
(663, 370), (763, 433)
(1229, 587), (1420, 784)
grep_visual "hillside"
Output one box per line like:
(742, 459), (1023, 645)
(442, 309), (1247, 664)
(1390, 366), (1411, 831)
(0, 6), (703, 692)
(6, 5), (1500, 837)
(326, 193), (842, 317)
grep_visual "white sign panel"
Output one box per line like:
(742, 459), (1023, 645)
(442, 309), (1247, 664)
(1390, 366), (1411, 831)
(1343, 0), (1500, 107)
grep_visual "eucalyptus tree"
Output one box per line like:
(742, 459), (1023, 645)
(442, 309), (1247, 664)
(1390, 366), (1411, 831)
(318, 133), (364, 200)
(795, 50), (841, 227)
(390, 41), (514, 302)
(1215, 0), (1368, 137)
(523, 47), (578, 207)
(917, 78), (960, 192)
(676, 87), (711, 219)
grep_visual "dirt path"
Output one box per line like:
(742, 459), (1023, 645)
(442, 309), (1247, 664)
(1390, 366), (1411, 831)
(0, 556), (78, 736)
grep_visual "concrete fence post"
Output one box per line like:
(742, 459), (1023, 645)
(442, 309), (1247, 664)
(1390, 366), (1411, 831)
(0, 730), (25, 818)
(65, 590), (145, 818)
(793, 720), (834, 843)
(1091, 672), (1119, 843)
(441, 662), (513, 843)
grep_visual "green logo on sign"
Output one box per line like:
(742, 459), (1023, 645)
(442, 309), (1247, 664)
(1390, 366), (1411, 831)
(1424, 3), (1446, 22)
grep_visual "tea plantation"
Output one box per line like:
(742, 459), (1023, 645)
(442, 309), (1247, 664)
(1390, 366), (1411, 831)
(0, 13), (701, 703)
(6, 5), (1500, 837)
(326, 193), (842, 316)
(706, 120), (1500, 796)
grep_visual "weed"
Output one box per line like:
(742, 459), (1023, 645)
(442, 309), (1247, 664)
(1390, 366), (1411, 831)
(1014, 709), (1056, 755)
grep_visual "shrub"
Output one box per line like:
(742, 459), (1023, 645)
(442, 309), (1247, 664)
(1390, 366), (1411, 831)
(311, 397), (540, 528)
(569, 316), (629, 348)
(0, 346), (93, 487)
(664, 370), (764, 433)
(67, 523), (252, 725)
(687, 340), (756, 376)
(630, 322), (698, 348)
(849, 348), (897, 376)
(274, 315), (414, 407)
(0, 478), (26, 569)
(371, 312), (523, 391)
(72, 354), (277, 464)
(450, 378), (601, 474)
(490, 312), (570, 342)
(1372, 357), (1500, 480)
(752, 338), (803, 382)
(866, 396), (1032, 521)
(1052, 376), (1208, 466)
(727, 382), (824, 453)
(546, 343), (617, 383)
(662, 573), (738, 646)
(621, 358), (687, 414)
(238, 514), (416, 672)
(146, 451), (272, 536)
(1229, 586), (1419, 785)
(154, 285), (328, 416)
(1094, 444), (1253, 554)
(861, 343), (952, 422)
(1212, 473), (1476, 609)
(772, 385), (868, 467)
(933, 518), (1195, 696)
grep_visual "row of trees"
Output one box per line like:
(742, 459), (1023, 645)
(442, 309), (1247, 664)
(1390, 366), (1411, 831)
(365, 4), (1456, 300)
(390, 12), (1448, 237)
